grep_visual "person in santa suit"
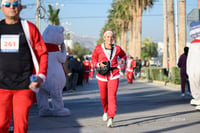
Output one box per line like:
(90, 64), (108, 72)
(187, 21), (200, 110)
(91, 30), (126, 128)
(0, 0), (48, 132)
(119, 57), (126, 78)
(82, 56), (91, 83)
(126, 55), (136, 84)
(89, 63), (94, 79)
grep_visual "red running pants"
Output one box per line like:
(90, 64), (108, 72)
(126, 71), (133, 83)
(0, 89), (34, 133)
(97, 78), (119, 119)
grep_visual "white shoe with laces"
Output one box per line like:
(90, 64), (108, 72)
(181, 93), (185, 97)
(107, 118), (113, 128)
(102, 113), (108, 121)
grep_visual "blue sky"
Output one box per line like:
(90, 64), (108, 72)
(0, 0), (198, 42)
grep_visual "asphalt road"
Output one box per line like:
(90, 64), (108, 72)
(24, 78), (200, 133)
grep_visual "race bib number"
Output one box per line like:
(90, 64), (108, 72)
(0, 35), (19, 53)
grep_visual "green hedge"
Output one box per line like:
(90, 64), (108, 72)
(170, 67), (181, 84)
(140, 66), (180, 84)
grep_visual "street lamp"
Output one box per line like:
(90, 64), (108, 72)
(50, 2), (64, 9)
(62, 22), (72, 40)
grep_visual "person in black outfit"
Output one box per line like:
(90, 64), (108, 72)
(68, 55), (81, 91)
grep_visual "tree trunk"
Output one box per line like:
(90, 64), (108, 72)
(135, 0), (142, 59)
(123, 25), (127, 52)
(121, 24), (127, 51)
(116, 36), (121, 46)
(179, 0), (186, 57)
(198, 0), (200, 9)
(168, 0), (176, 73)
(163, 0), (168, 69)
(128, 20), (134, 56)
(136, 7), (142, 59)
(132, 10), (137, 58)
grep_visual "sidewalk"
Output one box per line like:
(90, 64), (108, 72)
(25, 78), (200, 133)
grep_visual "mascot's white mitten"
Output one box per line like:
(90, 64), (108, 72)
(187, 21), (200, 104)
(37, 25), (71, 117)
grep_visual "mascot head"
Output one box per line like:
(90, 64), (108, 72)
(42, 25), (64, 45)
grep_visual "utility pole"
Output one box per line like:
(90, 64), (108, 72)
(36, 0), (41, 30)
(175, 0), (179, 63)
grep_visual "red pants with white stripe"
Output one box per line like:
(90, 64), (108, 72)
(0, 89), (34, 133)
(97, 78), (119, 119)
(89, 70), (94, 79)
(126, 70), (133, 83)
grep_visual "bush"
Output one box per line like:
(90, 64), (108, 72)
(170, 67), (181, 84)
(140, 66), (180, 84)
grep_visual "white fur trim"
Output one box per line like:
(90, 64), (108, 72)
(38, 74), (46, 83)
(1, 0), (21, 5)
(110, 75), (120, 80)
(96, 74), (120, 81)
(96, 76), (108, 82)
(101, 43), (116, 62)
(21, 19), (39, 74)
(103, 30), (114, 37)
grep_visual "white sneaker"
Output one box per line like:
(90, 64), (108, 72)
(102, 113), (108, 121)
(186, 92), (192, 96)
(195, 105), (200, 110)
(107, 118), (113, 128)
(190, 99), (200, 106)
(181, 93), (185, 97)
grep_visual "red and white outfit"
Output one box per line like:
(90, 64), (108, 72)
(126, 58), (136, 83)
(0, 19), (48, 133)
(89, 63), (94, 79)
(83, 59), (91, 83)
(91, 44), (126, 119)
(21, 20), (48, 79)
(187, 21), (200, 110)
(119, 58), (126, 77)
(187, 39), (200, 101)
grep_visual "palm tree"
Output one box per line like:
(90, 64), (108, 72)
(129, 0), (137, 57)
(178, 0), (186, 57)
(141, 38), (158, 60)
(130, 0), (154, 59)
(48, 5), (60, 25)
(100, 0), (155, 57)
(163, 0), (168, 69)
(135, 0), (143, 59)
(112, 0), (130, 52)
(167, 0), (176, 74)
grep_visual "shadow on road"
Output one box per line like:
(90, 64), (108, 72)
(28, 78), (194, 132)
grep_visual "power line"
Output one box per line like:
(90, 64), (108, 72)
(25, 14), (164, 20)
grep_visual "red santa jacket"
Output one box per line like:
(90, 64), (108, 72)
(21, 19), (48, 82)
(91, 44), (126, 81)
(83, 60), (91, 72)
(126, 59), (136, 72)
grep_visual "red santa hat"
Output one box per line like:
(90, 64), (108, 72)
(1, 0), (21, 5)
(103, 30), (114, 38)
